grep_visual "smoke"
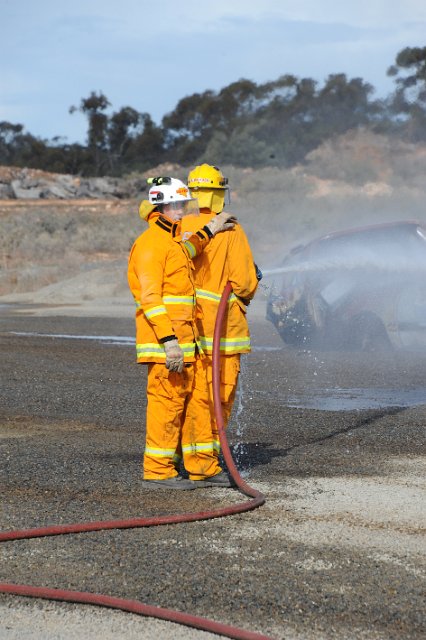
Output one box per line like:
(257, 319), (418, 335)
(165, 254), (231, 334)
(261, 220), (426, 353)
(261, 222), (426, 278)
(227, 131), (426, 275)
(263, 250), (426, 278)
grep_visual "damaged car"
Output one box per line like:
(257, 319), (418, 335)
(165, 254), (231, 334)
(266, 220), (426, 351)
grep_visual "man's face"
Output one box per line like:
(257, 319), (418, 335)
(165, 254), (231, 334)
(162, 202), (184, 221)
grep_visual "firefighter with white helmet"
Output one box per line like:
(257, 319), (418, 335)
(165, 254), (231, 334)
(182, 165), (261, 471)
(128, 176), (236, 489)
(139, 176), (200, 221)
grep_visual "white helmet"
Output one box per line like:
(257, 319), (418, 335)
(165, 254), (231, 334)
(147, 176), (199, 220)
(148, 177), (191, 205)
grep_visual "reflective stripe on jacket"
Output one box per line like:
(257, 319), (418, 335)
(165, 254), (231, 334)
(128, 215), (211, 363)
(181, 211), (259, 354)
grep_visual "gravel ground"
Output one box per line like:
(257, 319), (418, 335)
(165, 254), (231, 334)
(0, 299), (425, 639)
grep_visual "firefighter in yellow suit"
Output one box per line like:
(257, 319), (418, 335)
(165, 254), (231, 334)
(181, 165), (261, 459)
(128, 176), (236, 490)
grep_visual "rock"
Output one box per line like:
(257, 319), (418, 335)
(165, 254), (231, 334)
(40, 184), (76, 199)
(0, 165), (150, 200)
(11, 180), (43, 199)
(77, 177), (126, 199)
(0, 183), (13, 198)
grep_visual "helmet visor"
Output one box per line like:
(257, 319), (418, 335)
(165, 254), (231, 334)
(161, 198), (199, 221)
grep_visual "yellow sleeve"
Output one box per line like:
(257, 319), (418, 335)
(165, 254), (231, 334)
(227, 226), (259, 301)
(180, 226), (212, 260)
(131, 241), (175, 341)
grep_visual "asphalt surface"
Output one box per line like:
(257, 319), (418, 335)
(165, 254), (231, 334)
(0, 304), (425, 639)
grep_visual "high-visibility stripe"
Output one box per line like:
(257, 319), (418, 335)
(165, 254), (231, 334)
(144, 305), (167, 319)
(181, 344), (196, 355)
(213, 439), (221, 453)
(198, 336), (251, 351)
(196, 288), (237, 303)
(183, 240), (196, 258)
(195, 337), (205, 356)
(163, 295), (195, 305)
(137, 347), (166, 359)
(182, 442), (215, 454)
(136, 342), (196, 358)
(145, 446), (176, 457)
(135, 296), (195, 313)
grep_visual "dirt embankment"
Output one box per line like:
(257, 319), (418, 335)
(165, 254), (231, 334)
(2, 129), (426, 303)
(0, 166), (140, 200)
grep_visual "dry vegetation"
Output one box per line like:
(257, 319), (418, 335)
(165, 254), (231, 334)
(1, 130), (426, 297)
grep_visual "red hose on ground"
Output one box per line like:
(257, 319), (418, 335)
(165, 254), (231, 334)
(0, 283), (270, 640)
(212, 283), (265, 505)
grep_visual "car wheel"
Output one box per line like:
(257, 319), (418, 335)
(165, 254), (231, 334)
(348, 312), (392, 352)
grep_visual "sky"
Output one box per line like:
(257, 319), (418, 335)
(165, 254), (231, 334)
(1, 0), (426, 145)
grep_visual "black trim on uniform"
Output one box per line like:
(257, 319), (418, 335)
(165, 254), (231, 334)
(201, 225), (213, 239)
(156, 216), (180, 237)
(156, 218), (171, 232)
(160, 335), (177, 344)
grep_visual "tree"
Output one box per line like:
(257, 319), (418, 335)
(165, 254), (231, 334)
(120, 114), (166, 173)
(70, 91), (111, 175)
(387, 46), (426, 141)
(0, 122), (25, 164)
(161, 90), (217, 163)
(0, 56), (412, 175)
(313, 74), (381, 140)
(107, 106), (144, 173)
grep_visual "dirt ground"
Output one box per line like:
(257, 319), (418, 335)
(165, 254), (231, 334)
(0, 299), (425, 639)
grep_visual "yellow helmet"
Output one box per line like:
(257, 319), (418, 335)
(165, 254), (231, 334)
(187, 164), (229, 190)
(187, 164), (229, 214)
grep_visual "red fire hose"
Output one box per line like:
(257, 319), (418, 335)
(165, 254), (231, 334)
(0, 283), (270, 640)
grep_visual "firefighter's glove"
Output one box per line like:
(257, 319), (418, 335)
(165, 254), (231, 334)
(164, 339), (184, 373)
(206, 212), (237, 236)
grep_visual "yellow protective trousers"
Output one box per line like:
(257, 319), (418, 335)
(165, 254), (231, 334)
(144, 357), (222, 481)
(205, 354), (241, 458)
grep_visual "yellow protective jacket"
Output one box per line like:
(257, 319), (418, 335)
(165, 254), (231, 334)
(128, 214), (212, 363)
(181, 210), (259, 354)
